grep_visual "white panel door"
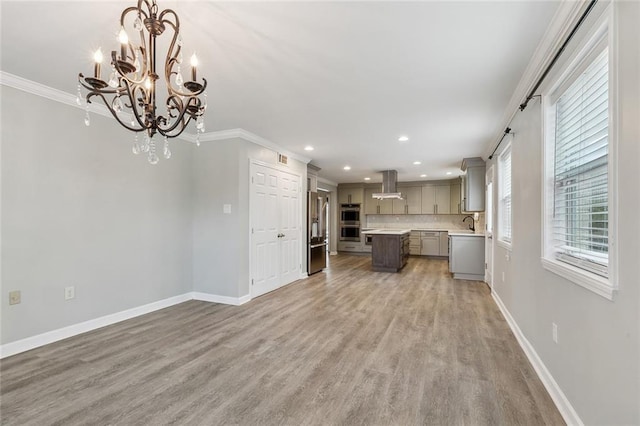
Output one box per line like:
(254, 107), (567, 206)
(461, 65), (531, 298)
(251, 165), (280, 297)
(278, 173), (301, 286)
(251, 163), (302, 298)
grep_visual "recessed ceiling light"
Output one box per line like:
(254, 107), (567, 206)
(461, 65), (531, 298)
(364, 177), (371, 181)
(413, 161), (421, 165)
(446, 171), (452, 175)
(420, 174), (427, 178)
(343, 166), (351, 171)
(304, 146), (314, 151)
(398, 136), (409, 142)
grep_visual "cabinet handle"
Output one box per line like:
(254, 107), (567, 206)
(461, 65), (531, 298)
(405, 204), (408, 214)
(377, 205), (380, 214)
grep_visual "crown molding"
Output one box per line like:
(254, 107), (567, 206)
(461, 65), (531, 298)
(0, 71), (311, 163)
(484, 0), (592, 158)
(183, 128), (311, 164)
(317, 177), (338, 188)
(0, 71), (113, 119)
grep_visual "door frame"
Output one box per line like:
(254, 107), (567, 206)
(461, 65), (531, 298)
(485, 165), (495, 289)
(249, 159), (304, 299)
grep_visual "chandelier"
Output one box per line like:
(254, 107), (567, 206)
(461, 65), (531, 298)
(77, 0), (207, 164)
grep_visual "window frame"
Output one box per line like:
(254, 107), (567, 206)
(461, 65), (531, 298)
(497, 138), (513, 250)
(541, 9), (618, 300)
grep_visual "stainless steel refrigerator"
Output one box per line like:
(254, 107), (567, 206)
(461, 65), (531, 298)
(307, 191), (327, 275)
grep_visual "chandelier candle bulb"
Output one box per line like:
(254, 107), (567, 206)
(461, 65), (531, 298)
(93, 48), (103, 78)
(190, 53), (198, 81)
(119, 27), (129, 60)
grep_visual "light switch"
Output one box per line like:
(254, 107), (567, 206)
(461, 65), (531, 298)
(223, 204), (232, 214)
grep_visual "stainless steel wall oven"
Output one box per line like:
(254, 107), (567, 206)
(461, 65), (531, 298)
(340, 204), (360, 224)
(339, 204), (361, 241)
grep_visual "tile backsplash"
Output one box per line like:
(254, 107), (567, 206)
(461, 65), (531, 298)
(366, 214), (485, 231)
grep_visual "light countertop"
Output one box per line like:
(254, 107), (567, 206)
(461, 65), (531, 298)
(448, 231), (485, 237)
(364, 228), (485, 237)
(361, 229), (412, 236)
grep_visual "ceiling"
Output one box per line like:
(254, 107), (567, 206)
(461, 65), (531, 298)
(0, 1), (560, 184)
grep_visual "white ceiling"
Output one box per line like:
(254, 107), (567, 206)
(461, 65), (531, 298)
(0, 1), (559, 184)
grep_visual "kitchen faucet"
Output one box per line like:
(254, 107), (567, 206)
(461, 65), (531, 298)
(463, 215), (475, 232)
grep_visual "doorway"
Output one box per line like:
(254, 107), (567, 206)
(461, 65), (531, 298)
(485, 165), (494, 288)
(250, 161), (302, 298)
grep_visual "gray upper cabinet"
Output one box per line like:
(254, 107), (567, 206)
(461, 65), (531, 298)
(450, 180), (462, 214)
(461, 158), (486, 212)
(421, 185), (451, 214)
(364, 187), (392, 214)
(352, 179), (469, 215)
(378, 198), (393, 214)
(338, 186), (364, 204)
(393, 186), (422, 214)
(364, 187), (378, 215)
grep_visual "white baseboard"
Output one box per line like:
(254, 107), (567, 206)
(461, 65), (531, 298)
(192, 292), (251, 306)
(0, 291), (252, 359)
(491, 291), (583, 426)
(0, 293), (192, 359)
(330, 251), (338, 255)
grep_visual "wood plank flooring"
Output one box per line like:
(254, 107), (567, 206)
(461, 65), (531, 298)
(1, 255), (564, 425)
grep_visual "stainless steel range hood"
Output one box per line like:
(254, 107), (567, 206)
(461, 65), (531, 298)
(372, 170), (403, 200)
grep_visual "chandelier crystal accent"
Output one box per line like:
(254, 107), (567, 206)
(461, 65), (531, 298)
(78, 0), (207, 164)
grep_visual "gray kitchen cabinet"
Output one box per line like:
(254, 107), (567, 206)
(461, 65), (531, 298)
(450, 181), (462, 214)
(449, 235), (485, 280)
(338, 241), (363, 252)
(421, 185), (451, 214)
(461, 157), (485, 212)
(371, 232), (410, 272)
(364, 187), (392, 214)
(420, 231), (441, 256)
(392, 186), (422, 214)
(364, 188), (378, 215)
(409, 231), (421, 255)
(338, 186), (364, 204)
(439, 232), (449, 255)
(379, 198), (393, 214)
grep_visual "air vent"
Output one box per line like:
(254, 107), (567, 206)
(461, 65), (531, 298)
(278, 153), (288, 165)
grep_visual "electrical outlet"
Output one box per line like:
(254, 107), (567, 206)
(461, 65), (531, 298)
(9, 290), (21, 305)
(502, 272), (505, 282)
(552, 322), (558, 343)
(64, 286), (75, 300)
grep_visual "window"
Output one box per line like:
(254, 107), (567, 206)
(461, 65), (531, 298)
(498, 143), (512, 246)
(543, 19), (616, 299)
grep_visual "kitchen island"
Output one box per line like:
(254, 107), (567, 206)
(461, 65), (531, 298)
(361, 229), (411, 272)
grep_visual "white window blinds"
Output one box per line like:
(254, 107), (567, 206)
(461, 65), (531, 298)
(552, 49), (608, 277)
(499, 146), (512, 243)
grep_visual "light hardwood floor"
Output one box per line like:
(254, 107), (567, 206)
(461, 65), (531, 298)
(1, 255), (564, 425)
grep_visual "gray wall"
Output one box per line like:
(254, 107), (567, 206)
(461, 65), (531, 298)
(1, 89), (309, 344)
(1, 87), (194, 344)
(192, 138), (307, 298)
(487, 2), (640, 423)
